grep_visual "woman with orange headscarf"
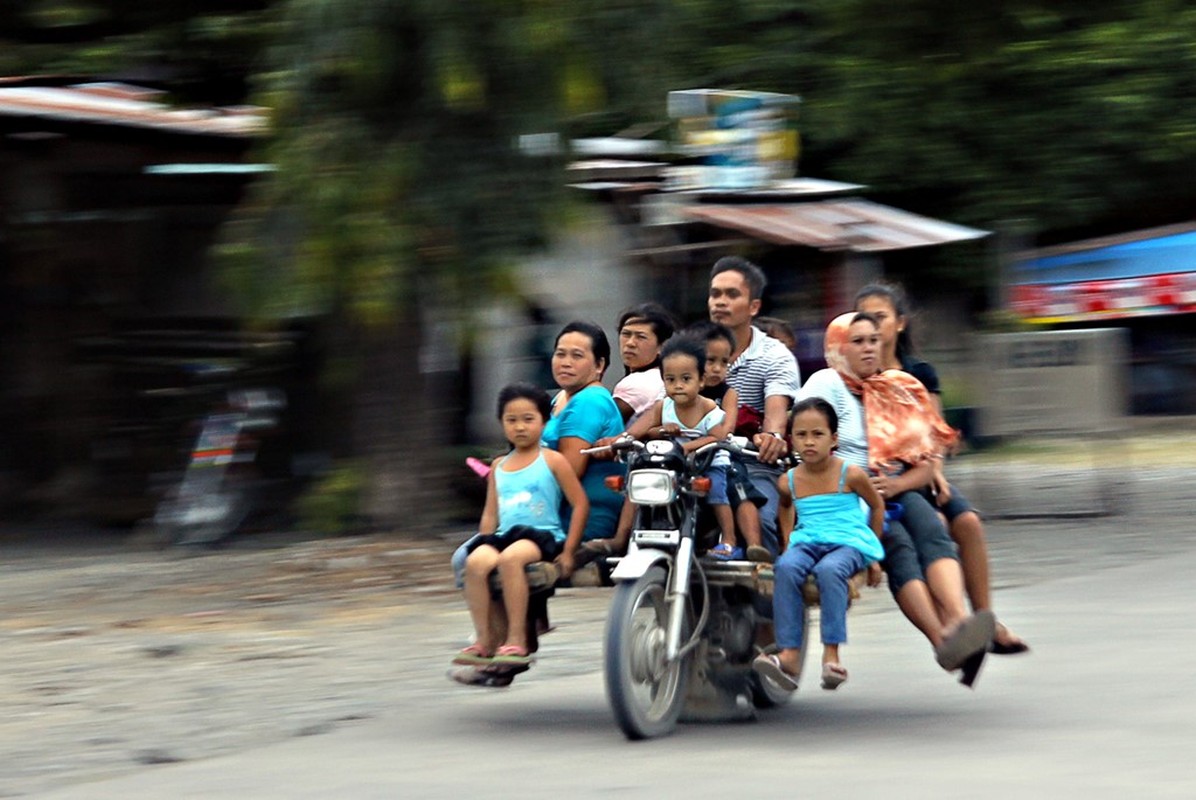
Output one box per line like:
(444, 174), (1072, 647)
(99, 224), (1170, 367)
(796, 312), (994, 686)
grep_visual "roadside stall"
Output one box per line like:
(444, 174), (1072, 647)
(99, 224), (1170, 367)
(1009, 223), (1196, 414)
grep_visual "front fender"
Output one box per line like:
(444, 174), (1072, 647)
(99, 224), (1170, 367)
(610, 548), (671, 582)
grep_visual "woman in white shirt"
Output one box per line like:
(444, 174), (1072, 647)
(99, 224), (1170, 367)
(611, 302), (676, 426)
(797, 312), (995, 687)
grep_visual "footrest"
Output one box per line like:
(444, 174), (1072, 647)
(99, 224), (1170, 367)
(753, 569), (866, 605)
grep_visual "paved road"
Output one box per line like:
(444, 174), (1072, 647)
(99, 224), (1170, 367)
(28, 543), (1196, 799)
(4, 453), (1195, 798)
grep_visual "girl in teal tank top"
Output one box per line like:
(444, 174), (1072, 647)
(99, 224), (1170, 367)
(752, 398), (886, 693)
(455, 384), (590, 671)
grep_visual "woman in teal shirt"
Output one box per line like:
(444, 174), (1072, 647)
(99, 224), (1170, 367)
(541, 320), (624, 540)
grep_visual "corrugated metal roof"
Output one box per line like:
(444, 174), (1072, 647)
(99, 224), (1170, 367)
(682, 199), (989, 252)
(1013, 221), (1196, 261)
(0, 82), (266, 138)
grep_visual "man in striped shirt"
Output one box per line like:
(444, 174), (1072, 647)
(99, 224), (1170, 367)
(708, 256), (801, 554)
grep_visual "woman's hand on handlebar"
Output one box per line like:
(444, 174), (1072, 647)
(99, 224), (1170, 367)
(588, 436), (620, 460)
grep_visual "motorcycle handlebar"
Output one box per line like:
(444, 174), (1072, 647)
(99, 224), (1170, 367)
(582, 435), (795, 466)
(580, 437), (644, 456)
(581, 436), (764, 460)
(695, 437), (797, 468)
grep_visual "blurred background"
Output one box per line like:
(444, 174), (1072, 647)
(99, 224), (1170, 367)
(2, 1), (1194, 537)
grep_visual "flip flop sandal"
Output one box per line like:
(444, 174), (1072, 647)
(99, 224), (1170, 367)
(746, 545), (774, 563)
(709, 543), (744, 561)
(751, 653), (798, 693)
(820, 662), (848, 690)
(990, 623), (1031, 655)
(451, 643), (494, 666)
(576, 539), (618, 567)
(935, 610), (996, 671)
(491, 645), (532, 665)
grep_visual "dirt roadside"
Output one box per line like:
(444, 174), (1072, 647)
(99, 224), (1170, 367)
(0, 533), (479, 796)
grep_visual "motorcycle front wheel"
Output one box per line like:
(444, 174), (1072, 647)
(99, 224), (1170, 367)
(604, 565), (692, 740)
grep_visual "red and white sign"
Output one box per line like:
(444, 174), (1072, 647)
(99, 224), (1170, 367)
(1010, 271), (1196, 323)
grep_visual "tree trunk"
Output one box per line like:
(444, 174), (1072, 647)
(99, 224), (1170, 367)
(350, 307), (461, 534)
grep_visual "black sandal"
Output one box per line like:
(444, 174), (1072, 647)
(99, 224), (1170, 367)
(990, 624), (1030, 655)
(958, 650), (987, 688)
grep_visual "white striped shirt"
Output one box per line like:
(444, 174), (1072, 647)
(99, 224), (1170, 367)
(726, 326), (801, 416)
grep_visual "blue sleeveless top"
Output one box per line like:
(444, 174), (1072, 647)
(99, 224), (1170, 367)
(787, 461), (884, 563)
(495, 452), (565, 543)
(661, 398), (729, 467)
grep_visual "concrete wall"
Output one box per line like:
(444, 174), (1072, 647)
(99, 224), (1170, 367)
(467, 206), (645, 442)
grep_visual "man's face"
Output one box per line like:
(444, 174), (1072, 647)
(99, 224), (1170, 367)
(708, 270), (760, 330)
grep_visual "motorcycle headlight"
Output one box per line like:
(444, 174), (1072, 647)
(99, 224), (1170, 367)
(626, 469), (676, 505)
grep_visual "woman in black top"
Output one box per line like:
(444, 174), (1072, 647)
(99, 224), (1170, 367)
(855, 283), (1029, 655)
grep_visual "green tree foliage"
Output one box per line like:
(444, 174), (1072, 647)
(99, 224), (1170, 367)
(220, 1), (613, 527)
(11, 0), (1196, 524)
(225, 1), (587, 324)
(799, 0), (1196, 239)
(0, 1), (274, 104)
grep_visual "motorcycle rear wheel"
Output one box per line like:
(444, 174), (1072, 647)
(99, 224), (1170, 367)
(604, 565), (692, 740)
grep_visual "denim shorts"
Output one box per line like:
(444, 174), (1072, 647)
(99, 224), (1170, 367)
(881, 490), (959, 597)
(923, 483), (977, 522)
(706, 463), (729, 506)
(724, 458), (767, 509)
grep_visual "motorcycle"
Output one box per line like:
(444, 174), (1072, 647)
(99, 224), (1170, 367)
(153, 387), (286, 547)
(585, 436), (804, 740)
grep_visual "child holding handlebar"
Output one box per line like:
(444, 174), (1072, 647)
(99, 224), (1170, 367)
(624, 336), (737, 556)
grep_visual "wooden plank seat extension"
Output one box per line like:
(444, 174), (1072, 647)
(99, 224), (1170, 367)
(485, 558), (866, 654)
(753, 564), (867, 604)
(485, 562), (563, 655)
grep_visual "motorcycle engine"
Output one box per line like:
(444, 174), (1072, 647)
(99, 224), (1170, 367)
(707, 604), (757, 662)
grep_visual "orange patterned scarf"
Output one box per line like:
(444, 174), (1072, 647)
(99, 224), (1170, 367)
(824, 313), (958, 473)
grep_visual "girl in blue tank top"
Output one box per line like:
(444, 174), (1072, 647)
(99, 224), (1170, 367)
(752, 397), (885, 694)
(454, 384), (589, 670)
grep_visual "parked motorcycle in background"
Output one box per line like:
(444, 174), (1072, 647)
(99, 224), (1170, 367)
(585, 437), (802, 740)
(153, 388), (286, 547)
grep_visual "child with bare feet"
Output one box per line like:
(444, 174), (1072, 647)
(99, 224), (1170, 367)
(453, 383), (588, 671)
(752, 397), (885, 692)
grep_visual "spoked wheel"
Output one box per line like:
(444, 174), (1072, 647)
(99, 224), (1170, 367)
(750, 604), (808, 709)
(604, 565), (691, 740)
